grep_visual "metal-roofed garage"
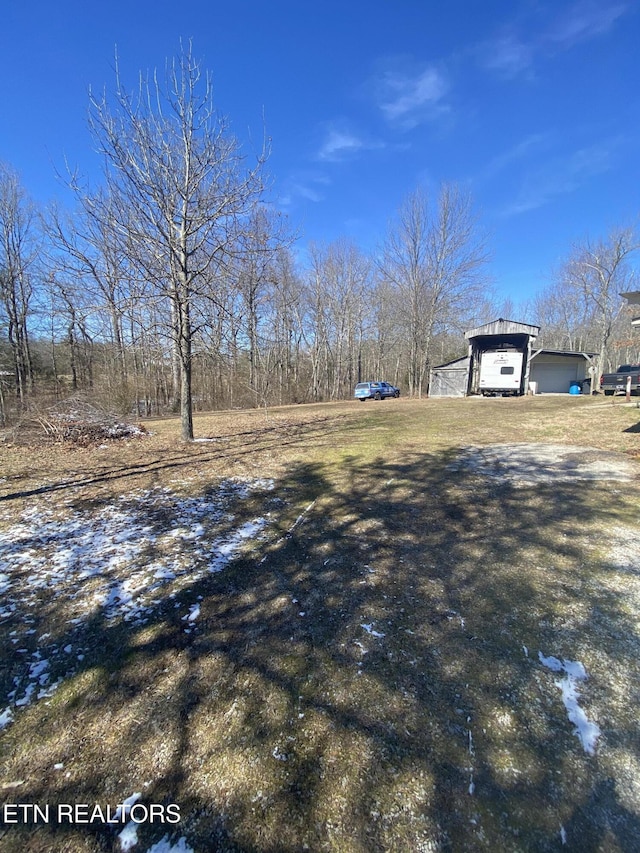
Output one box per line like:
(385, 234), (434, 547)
(428, 318), (595, 396)
(528, 349), (595, 394)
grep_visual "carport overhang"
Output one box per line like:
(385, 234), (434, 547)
(528, 349), (596, 394)
(621, 291), (640, 326)
(529, 349), (595, 362)
(464, 319), (541, 395)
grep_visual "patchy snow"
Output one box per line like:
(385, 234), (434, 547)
(215, 519), (267, 562)
(539, 652), (601, 755)
(119, 821), (139, 851)
(0, 478), (276, 726)
(185, 603), (200, 622)
(114, 793), (143, 852)
(361, 623), (385, 639)
(112, 792), (142, 823)
(272, 745), (288, 762)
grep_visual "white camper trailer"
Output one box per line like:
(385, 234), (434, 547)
(479, 350), (523, 396)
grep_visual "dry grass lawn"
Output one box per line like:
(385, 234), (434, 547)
(1, 394), (639, 852)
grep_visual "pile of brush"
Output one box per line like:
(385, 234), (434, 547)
(36, 398), (147, 445)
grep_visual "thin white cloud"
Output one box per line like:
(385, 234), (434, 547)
(371, 64), (449, 129)
(279, 172), (331, 207)
(316, 123), (384, 162)
(380, 67), (448, 122)
(501, 141), (616, 216)
(545, 1), (628, 48)
(481, 34), (534, 77)
(479, 1), (630, 77)
(288, 183), (325, 203)
(478, 133), (554, 183)
(318, 129), (365, 162)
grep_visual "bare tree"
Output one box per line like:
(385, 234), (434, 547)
(232, 206), (294, 406)
(270, 247), (305, 404)
(529, 280), (591, 352)
(45, 197), (131, 387)
(48, 275), (95, 391)
(556, 227), (639, 379)
(80, 43), (268, 439)
(0, 163), (37, 404)
(380, 184), (490, 396)
(304, 240), (371, 400)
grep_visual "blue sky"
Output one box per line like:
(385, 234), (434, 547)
(1, 0), (638, 310)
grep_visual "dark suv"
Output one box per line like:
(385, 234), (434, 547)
(354, 381), (401, 401)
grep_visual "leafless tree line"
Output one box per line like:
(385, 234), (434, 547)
(0, 46), (638, 434)
(527, 227), (640, 376)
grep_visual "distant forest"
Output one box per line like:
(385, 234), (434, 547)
(1, 48), (638, 436)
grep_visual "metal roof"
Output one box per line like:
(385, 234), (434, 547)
(431, 355), (470, 370)
(530, 349), (596, 360)
(464, 318), (540, 340)
(621, 291), (640, 305)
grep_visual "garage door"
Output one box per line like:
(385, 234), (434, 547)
(529, 363), (580, 393)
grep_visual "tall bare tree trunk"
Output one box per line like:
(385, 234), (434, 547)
(78, 43), (267, 440)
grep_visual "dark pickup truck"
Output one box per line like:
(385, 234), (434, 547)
(600, 365), (640, 396)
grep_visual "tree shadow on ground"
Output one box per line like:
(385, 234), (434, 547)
(1, 448), (639, 852)
(0, 415), (345, 505)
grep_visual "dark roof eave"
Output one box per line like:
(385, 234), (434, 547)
(530, 349), (597, 360)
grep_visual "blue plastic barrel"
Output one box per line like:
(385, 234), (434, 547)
(569, 381), (581, 395)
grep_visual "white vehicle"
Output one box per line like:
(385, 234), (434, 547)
(479, 350), (523, 396)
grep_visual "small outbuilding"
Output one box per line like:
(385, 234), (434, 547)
(429, 357), (471, 398)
